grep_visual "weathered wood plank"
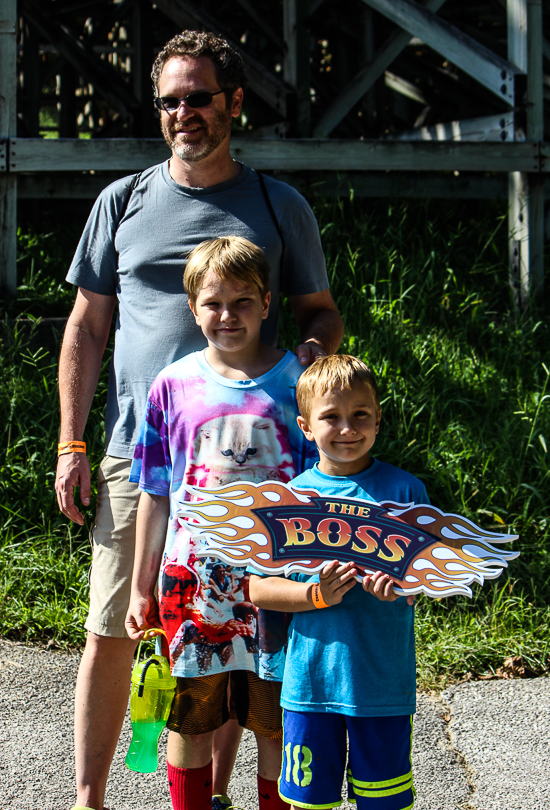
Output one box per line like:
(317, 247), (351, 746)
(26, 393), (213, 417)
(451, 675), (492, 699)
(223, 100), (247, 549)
(8, 137), (545, 173)
(9, 138), (172, 171)
(361, 0), (523, 104)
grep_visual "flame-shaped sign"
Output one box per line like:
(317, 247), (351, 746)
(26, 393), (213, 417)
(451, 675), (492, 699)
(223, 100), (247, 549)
(176, 481), (519, 598)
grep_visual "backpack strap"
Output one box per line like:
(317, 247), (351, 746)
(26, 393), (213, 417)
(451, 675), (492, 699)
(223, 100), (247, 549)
(257, 171), (286, 256)
(115, 171), (142, 232)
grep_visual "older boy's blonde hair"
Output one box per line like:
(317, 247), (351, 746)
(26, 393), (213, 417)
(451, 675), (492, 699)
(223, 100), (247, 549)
(184, 236), (270, 307)
(296, 354), (380, 420)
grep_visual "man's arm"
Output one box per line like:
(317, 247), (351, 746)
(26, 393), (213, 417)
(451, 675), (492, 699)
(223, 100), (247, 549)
(289, 289), (344, 365)
(55, 288), (116, 524)
(125, 492), (169, 640)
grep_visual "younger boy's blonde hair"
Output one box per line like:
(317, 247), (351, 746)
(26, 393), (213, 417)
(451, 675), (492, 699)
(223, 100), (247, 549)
(296, 354), (380, 420)
(184, 236), (270, 307)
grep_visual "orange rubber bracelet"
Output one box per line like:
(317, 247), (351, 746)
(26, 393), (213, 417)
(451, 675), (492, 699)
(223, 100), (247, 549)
(58, 441), (86, 456)
(311, 582), (329, 609)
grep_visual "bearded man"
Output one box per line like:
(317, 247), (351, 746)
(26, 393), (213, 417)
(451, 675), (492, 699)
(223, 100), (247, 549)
(55, 30), (343, 810)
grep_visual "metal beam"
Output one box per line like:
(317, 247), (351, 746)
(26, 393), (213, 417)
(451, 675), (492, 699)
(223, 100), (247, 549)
(0, 0), (17, 298)
(6, 137), (544, 173)
(152, 0), (291, 116)
(361, 0), (524, 105)
(314, 0), (447, 138)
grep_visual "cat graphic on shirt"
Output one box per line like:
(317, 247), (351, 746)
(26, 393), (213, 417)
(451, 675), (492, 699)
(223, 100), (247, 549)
(186, 413), (294, 487)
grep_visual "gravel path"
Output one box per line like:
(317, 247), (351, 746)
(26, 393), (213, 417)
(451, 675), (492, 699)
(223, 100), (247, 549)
(1, 639), (548, 810)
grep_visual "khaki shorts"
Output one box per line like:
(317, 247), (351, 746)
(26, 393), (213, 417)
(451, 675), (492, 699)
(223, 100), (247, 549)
(167, 671), (283, 739)
(85, 456), (140, 638)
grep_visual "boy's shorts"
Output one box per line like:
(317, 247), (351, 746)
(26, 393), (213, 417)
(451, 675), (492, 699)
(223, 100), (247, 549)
(279, 709), (414, 810)
(85, 457), (139, 638)
(167, 670), (283, 739)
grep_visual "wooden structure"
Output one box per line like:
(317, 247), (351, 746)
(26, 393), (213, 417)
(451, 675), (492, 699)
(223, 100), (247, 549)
(1, 0), (548, 306)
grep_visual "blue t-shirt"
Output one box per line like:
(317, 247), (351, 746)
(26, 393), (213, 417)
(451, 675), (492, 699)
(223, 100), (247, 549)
(130, 349), (317, 679)
(280, 461), (429, 717)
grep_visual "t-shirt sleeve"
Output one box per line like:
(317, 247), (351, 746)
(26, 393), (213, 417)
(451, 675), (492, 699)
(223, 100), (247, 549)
(65, 177), (135, 295)
(130, 394), (172, 496)
(266, 179), (329, 297)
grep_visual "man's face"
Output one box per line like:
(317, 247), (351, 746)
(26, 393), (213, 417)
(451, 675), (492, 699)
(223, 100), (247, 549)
(157, 55), (242, 163)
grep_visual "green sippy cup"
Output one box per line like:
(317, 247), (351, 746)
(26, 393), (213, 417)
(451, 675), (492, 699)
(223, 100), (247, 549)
(125, 629), (177, 773)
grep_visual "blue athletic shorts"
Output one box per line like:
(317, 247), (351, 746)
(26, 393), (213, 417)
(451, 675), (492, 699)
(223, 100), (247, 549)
(279, 709), (414, 809)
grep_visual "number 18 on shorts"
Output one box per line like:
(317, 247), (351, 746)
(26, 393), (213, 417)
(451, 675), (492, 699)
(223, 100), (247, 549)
(279, 709), (415, 810)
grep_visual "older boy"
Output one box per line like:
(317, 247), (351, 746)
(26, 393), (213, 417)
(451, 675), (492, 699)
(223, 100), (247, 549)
(249, 355), (428, 810)
(125, 236), (317, 810)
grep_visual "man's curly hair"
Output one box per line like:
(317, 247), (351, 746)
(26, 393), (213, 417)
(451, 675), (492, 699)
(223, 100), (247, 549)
(151, 30), (247, 106)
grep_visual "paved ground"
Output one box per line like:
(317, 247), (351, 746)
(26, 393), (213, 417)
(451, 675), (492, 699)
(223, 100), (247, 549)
(1, 639), (548, 810)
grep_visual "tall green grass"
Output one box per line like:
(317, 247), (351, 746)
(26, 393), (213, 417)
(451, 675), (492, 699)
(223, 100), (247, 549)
(1, 200), (549, 685)
(288, 197), (550, 686)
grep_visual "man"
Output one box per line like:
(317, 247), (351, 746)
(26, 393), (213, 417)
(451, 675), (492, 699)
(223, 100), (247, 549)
(55, 30), (343, 810)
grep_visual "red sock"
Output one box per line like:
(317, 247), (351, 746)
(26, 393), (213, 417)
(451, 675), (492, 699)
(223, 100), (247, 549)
(167, 760), (213, 810)
(258, 775), (287, 809)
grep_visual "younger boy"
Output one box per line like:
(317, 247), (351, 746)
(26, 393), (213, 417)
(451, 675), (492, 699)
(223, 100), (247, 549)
(249, 354), (428, 810)
(125, 236), (317, 810)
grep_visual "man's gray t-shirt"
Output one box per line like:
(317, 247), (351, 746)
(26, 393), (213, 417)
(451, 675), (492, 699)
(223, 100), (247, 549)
(66, 161), (328, 458)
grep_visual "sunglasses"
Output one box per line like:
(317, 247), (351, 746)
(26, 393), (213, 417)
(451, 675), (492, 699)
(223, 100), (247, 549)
(154, 90), (224, 113)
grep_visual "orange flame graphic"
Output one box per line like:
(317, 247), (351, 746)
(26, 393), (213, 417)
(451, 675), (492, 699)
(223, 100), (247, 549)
(176, 481), (519, 598)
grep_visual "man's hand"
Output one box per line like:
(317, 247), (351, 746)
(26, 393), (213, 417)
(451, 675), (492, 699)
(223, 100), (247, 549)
(289, 290), (344, 364)
(125, 594), (161, 641)
(55, 452), (91, 525)
(294, 339), (327, 366)
(363, 570), (415, 606)
(317, 560), (357, 606)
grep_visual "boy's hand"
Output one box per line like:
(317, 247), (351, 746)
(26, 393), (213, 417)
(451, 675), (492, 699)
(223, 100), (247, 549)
(362, 571), (415, 606)
(317, 560), (357, 606)
(125, 593), (161, 640)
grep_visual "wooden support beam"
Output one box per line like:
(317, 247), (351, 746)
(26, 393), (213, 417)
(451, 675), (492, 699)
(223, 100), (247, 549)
(6, 137), (544, 173)
(151, 0), (291, 116)
(314, 0), (447, 138)
(284, 0), (311, 136)
(525, 0), (545, 300)
(507, 0), (545, 307)
(20, 18), (41, 137)
(361, 0), (523, 105)
(0, 0), (17, 298)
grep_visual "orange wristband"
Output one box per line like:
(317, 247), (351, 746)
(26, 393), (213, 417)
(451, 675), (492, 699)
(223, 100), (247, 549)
(311, 582), (329, 609)
(58, 441), (86, 457)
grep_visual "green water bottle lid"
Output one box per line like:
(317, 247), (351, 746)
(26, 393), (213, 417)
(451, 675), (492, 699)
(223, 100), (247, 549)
(131, 646), (177, 692)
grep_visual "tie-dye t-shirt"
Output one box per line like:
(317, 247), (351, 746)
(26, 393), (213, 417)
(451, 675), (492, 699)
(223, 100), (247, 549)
(130, 349), (317, 679)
